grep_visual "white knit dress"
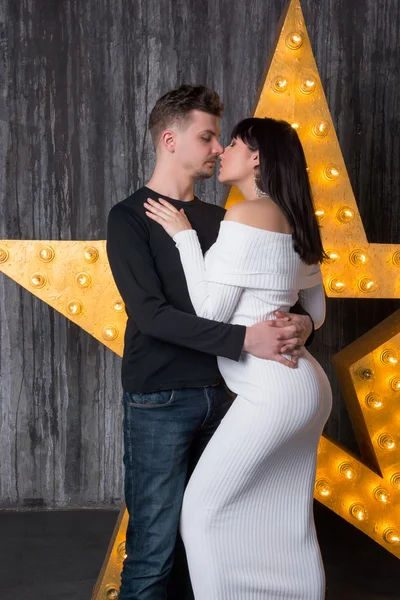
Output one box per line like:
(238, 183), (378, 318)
(174, 221), (332, 600)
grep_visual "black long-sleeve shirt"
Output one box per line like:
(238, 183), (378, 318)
(107, 186), (313, 393)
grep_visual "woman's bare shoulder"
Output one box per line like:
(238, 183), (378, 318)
(224, 200), (291, 233)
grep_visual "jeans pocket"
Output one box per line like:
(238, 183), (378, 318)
(127, 390), (176, 408)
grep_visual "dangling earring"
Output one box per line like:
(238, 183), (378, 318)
(253, 171), (267, 198)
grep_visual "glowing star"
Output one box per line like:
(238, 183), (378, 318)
(225, 0), (400, 300)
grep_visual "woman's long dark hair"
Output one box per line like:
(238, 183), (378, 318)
(231, 117), (327, 265)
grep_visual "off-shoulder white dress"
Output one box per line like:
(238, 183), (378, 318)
(174, 221), (332, 600)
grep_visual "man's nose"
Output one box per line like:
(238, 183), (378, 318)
(213, 141), (224, 155)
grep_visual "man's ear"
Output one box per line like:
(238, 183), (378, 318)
(161, 129), (176, 153)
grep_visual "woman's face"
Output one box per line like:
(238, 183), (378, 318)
(218, 136), (259, 185)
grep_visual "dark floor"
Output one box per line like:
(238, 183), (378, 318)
(0, 502), (398, 600)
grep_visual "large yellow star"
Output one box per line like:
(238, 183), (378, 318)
(1, 1), (399, 598)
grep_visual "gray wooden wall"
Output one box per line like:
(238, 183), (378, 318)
(0, 0), (399, 508)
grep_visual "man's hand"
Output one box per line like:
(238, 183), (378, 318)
(243, 311), (312, 368)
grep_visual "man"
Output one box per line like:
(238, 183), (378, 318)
(107, 84), (313, 600)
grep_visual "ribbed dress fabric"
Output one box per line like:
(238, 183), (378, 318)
(174, 221), (332, 600)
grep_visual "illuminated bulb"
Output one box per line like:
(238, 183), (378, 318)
(380, 349), (398, 365)
(106, 590), (119, 600)
(326, 250), (340, 264)
(83, 246), (99, 263)
(365, 393), (383, 410)
(337, 207), (354, 223)
(272, 76), (288, 93)
(315, 208), (325, 221)
(30, 273), (46, 289)
(389, 377), (400, 392)
(328, 278), (346, 293)
(374, 487), (391, 503)
(0, 248), (9, 263)
(383, 529), (400, 544)
(358, 277), (377, 293)
(349, 250), (368, 266)
(339, 462), (357, 480)
(390, 473), (400, 490)
(38, 245), (55, 262)
(102, 325), (119, 341)
(312, 120), (330, 138)
(117, 541), (127, 562)
(358, 368), (374, 381)
(67, 300), (83, 316)
(349, 503), (367, 521)
(75, 272), (92, 288)
(392, 251), (400, 267)
(315, 479), (331, 497)
(324, 164), (341, 180)
(286, 32), (303, 49)
(291, 123), (299, 130)
(113, 299), (125, 312)
(378, 433), (396, 451)
(299, 76), (316, 94)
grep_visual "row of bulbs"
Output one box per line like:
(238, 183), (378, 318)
(273, 32), (317, 95)
(315, 466), (400, 545)
(0, 245), (125, 342)
(322, 248), (400, 294)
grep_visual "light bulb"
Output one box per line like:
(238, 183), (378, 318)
(83, 246), (99, 263)
(350, 503), (367, 521)
(38, 245), (55, 262)
(326, 250), (340, 263)
(392, 251), (400, 267)
(349, 250), (368, 266)
(286, 32), (303, 49)
(365, 393), (383, 410)
(390, 473), (400, 490)
(315, 208), (325, 221)
(315, 479), (332, 497)
(339, 462), (357, 480)
(31, 273), (46, 289)
(117, 541), (127, 562)
(291, 123), (299, 130)
(324, 164), (341, 180)
(337, 207), (354, 223)
(389, 377), (400, 392)
(0, 248), (9, 263)
(272, 76), (288, 93)
(328, 278), (346, 293)
(299, 76), (316, 94)
(383, 528), (400, 544)
(102, 325), (119, 341)
(378, 433), (396, 451)
(358, 368), (374, 381)
(75, 272), (92, 288)
(380, 350), (398, 365)
(312, 120), (330, 137)
(113, 299), (125, 313)
(67, 300), (83, 316)
(358, 277), (377, 293)
(374, 487), (391, 503)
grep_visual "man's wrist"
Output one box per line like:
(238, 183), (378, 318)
(243, 327), (252, 353)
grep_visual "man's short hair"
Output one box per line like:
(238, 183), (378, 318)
(149, 84), (224, 146)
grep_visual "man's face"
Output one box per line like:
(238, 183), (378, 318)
(174, 110), (224, 180)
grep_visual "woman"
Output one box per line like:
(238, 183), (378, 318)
(144, 117), (332, 600)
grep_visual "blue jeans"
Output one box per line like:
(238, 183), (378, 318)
(119, 381), (233, 600)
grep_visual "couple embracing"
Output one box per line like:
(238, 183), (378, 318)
(107, 84), (332, 600)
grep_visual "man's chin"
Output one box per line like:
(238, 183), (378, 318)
(194, 169), (215, 181)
